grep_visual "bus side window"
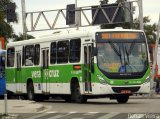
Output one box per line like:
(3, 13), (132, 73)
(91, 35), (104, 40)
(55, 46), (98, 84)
(25, 45), (34, 66)
(50, 42), (56, 64)
(7, 48), (15, 67)
(57, 41), (69, 63)
(34, 44), (40, 65)
(22, 46), (25, 66)
(69, 39), (81, 63)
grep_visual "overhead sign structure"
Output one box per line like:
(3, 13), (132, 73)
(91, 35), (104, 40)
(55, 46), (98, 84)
(6, 2), (16, 22)
(21, 1), (142, 33)
(91, 3), (133, 25)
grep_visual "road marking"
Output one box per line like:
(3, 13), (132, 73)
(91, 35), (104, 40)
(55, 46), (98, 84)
(88, 112), (99, 114)
(25, 112), (126, 119)
(46, 111), (57, 114)
(69, 111), (77, 113)
(26, 113), (50, 119)
(47, 113), (72, 119)
(98, 113), (120, 119)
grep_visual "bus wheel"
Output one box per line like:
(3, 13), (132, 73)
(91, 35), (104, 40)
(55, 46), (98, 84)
(61, 95), (71, 102)
(71, 81), (87, 103)
(116, 95), (129, 104)
(27, 82), (35, 101)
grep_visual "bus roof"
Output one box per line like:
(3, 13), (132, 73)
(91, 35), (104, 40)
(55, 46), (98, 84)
(6, 28), (144, 47)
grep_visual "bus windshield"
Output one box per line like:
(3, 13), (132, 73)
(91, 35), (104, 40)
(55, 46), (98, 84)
(97, 42), (147, 73)
(97, 41), (148, 74)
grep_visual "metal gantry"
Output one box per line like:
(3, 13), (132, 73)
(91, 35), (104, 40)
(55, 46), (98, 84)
(21, 0), (143, 37)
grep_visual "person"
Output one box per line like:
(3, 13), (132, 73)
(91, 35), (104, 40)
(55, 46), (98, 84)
(25, 56), (33, 66)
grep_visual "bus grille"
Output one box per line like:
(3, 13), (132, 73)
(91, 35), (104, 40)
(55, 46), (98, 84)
(112, 86), (140, 93)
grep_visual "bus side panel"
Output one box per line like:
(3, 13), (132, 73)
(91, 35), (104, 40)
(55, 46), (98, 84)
(6, 68), (16, 93)
(21, 67), (42, 94)
(49, 64), (83, 94)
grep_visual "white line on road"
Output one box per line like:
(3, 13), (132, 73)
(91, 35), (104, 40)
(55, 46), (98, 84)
(98, 113), (120, 119)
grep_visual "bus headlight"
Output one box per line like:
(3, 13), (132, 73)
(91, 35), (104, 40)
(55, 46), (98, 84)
(97, 75), (107, 84)
(145, 76), (150, 83)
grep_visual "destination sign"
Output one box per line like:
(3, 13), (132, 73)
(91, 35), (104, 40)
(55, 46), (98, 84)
(100, 32), (140, 40)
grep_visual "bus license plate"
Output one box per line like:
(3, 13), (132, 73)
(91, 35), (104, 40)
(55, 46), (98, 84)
(121, 90), (131, 94)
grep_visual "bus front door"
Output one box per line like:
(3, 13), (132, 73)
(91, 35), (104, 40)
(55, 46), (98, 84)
(16, 52), (22, 93)
(41, 49), (50, 94)
(84, 44), (93, 93)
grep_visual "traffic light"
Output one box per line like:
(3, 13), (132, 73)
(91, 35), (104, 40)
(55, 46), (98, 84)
(66, 4), (75, 25)
(92, 2), (133, 25)
(6, 2), (16, 22)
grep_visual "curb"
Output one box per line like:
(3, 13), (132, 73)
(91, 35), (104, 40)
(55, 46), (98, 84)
(130, 95), (160, 99)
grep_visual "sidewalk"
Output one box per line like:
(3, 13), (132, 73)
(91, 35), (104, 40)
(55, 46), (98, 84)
(130, 94), (160, 99)
(0, 99), (47, 119)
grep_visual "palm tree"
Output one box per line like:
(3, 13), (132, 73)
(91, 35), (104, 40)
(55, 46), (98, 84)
(116, 0), (127, 3)
(100, 0), (109, 5)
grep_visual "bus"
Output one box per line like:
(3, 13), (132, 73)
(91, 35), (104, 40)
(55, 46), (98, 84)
(6, 28), (150, 103)
(0, 50), (6, 96)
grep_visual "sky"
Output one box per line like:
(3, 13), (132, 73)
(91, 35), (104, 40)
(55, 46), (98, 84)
(12, 0), (160, 37)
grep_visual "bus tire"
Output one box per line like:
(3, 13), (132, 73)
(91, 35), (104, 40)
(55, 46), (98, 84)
(35, 94), (44, 102)
(27, 82), (35, 101)
(116, 95), (129, 104)
(71, 81), (87, 103)
(63, 96), (71, 102)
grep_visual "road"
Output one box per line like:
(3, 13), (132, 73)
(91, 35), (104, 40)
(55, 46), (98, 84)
(19, 98), (160, 119)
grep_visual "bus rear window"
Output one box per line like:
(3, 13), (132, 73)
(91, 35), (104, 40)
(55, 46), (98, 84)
(7, 48), (15, 67)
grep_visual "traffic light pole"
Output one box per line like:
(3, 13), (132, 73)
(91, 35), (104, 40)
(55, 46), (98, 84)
(21, 0), (27, 40)
(75, 0), (81, 30)
(138, 0), (144, 30)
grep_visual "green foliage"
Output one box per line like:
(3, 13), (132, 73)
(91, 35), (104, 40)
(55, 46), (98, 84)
(0, 20), (12, 38)
(116, 0), (126, 3)
(12, 33), (35, 41)
(0, 0), (18, 39)
(100, 0), (109, 5)
(133, 16), (157, 44)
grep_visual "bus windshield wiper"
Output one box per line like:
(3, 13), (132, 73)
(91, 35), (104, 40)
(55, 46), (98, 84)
(128, 41), (136, 55)
(109, 41), (121, 56)
(109, 41), (123, 64)
(125, 46), (130, 64)
(119, 46), (123, 65)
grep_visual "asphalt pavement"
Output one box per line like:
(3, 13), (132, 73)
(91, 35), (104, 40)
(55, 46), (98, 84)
(0, 94), (160, 119)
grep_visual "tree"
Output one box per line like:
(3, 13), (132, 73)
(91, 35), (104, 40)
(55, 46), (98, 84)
(133, 16), (157, 44)
(12, 33), (35, 42)
(100, 0), (109, 5)
(116, 0), (126, 3)
(0, 0), (18, 39)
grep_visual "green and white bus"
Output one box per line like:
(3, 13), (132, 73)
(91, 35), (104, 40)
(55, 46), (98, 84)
(6, 28), (150, 103)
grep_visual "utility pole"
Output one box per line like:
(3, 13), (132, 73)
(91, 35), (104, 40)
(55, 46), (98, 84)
(138, 0), (143, 30)
(150, 14), (160, 96)
(75, 0), (81, 29)
(75, 0), (77, 8)
(21, 0), (27, 40)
